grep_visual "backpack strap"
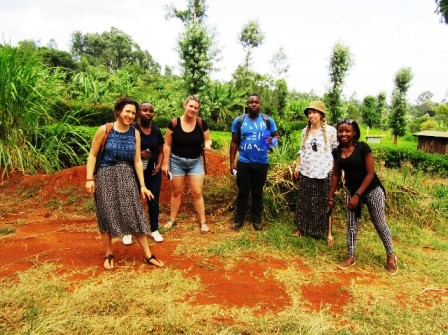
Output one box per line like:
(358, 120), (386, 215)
(170, 117), (178, 130)
(261, 113), (271, 130)
(93, 122), (113, 175)
(171, 117), (203, 132)
(236, 114), (246, 134)
(101, 122), (114, 148)
(196, 117), (203, 131)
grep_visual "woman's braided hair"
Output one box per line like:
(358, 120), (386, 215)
(302, 115), (329, 151)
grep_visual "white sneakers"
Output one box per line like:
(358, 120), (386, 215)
(200, 222), (210, 233)
(122, 234), (133, 245)
(150, 230), (164, 243)
(122, 231), (164, 244)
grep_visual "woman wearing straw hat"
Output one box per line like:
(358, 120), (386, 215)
(293, 101), (338, 244)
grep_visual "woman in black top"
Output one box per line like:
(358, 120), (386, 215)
(161, 95), (212, 233)
(122, 102), (165, 245)
(329, 119), (398, 275)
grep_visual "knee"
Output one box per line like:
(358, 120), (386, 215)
(190, 191), (203, 200)
(171, 190), (182, 198)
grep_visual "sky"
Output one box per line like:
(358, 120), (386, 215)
(1, 0), (448, 103)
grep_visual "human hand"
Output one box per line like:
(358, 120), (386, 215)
(347, 196), (359, 211)
(229, 165), (237, 175)
(141, 186), (154, 200)
(152, 164), (161, 176)
(161, 163), (169, 176)
(85, 180), (95, 194)
(141, 149), (151, 159)
(293, 169), (300, 179)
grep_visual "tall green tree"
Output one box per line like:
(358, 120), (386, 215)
(435, 0), (448, 24)
(270, 47), (290, 80)
(166, 0), (218, 96)
(326, 43), (353, 125)
(361, 95), (378, 128)
(376, 91), (388, 129)
(165, 0), (207, 22)
(272, 79), (288, 118)
(433, 103), (448, 130)
(390, 67), (413, 144)
(414, 91), (435, 117)
(69, 27), (160, 72)
(239, 20), (265, 69)
(231, 65), (274, 105)
(37, 47), (77, 72)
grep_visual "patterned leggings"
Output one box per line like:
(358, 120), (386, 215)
(345, 186), (394, 257)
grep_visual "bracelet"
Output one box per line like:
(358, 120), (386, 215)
(328, 199), (333, 201)
(355, 191), (362, 197)
(86, 179), (94, 182)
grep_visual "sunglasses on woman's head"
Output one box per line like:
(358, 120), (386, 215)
(337, 118), (354, 126)
(311, 139), (317, 151)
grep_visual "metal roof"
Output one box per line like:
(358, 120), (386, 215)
(413, 131), (448, 138)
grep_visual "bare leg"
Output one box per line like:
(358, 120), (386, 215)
(188, 174), (206, 223)
(100, 232), (113, 255)
(134, 235), (164, 267)
(170, 176), (184, 221)
(100, 232), (114, 269)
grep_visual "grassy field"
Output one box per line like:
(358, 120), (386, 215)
(1, 166), (447, 335)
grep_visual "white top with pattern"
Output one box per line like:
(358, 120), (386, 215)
(297, 124), (338, 179)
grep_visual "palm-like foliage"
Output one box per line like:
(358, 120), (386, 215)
(68, 66), (112, 104)
(203, 82), (245, 129)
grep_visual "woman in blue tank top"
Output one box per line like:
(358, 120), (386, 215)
(85, 97), (164, 270)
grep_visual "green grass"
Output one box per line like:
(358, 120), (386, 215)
(0, 227), (16, 236)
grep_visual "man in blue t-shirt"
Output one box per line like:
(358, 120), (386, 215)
(229, 94), (279, 231)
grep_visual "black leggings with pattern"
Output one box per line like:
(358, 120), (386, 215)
(345, 186), (394, 257)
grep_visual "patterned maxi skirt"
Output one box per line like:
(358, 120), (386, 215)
(294, 174), (331, 238)
(94, 162), (150, 237)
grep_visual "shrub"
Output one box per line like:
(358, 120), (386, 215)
(373, 146), (448, 176)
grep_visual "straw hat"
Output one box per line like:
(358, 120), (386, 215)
(304, 101), (326, 117)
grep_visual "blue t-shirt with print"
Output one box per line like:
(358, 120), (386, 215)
(231, 114), (278, 164)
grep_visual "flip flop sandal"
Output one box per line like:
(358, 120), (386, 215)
(327, 237), (335, 246)
(104, 254), (115, 270)
(144, 254), (164, 268)
(292, 230), (301, 237)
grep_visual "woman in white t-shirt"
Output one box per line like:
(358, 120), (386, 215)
(293, 101), (337, 244)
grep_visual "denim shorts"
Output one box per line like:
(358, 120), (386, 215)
(170, 153), (204, 176)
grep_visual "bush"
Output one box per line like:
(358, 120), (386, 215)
(48, 100), (115, 126)
(374, 146), (448, 176)
(35, 124), (93, 169)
